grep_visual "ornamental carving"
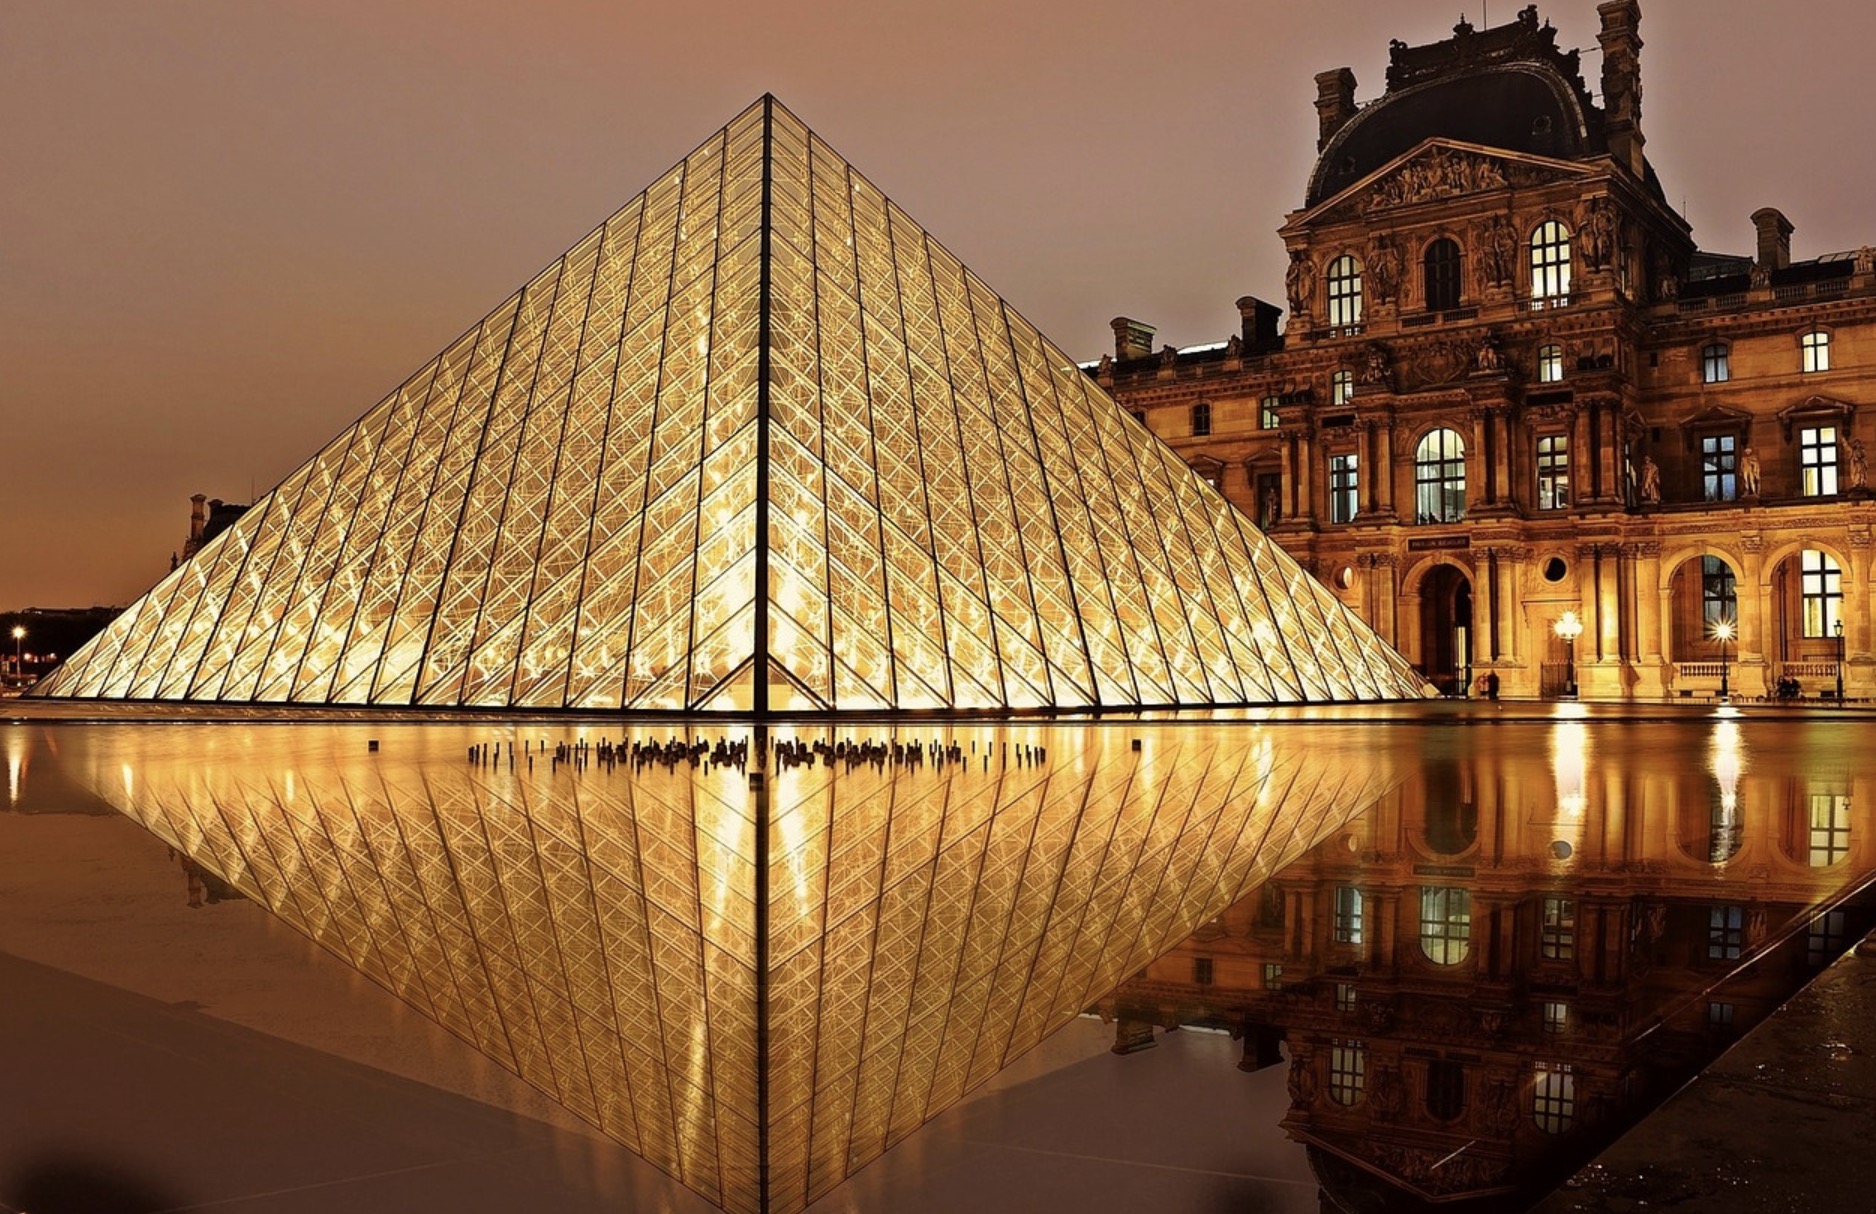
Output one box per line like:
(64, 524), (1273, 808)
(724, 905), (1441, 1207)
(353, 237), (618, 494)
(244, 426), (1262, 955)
(1366, 1145), (1508, 1195)
(1366, 148), (1515, 211)
(1577, 197), (1617, 270)
(1404, 338), (1483, 390)
(1369, 234), (1405, 304)
(1479, 1076), (1520, 1136)
(1368, 1065), (1407, 1119)
(1287, 1052), (1319, 1105)
(1476, 214), (1519, 289)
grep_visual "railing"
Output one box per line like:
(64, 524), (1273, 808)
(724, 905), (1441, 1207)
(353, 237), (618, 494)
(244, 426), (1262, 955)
(1778, 661), (1840, 679)
(1675, 662), (1729, 679)
(1518, 294), (1574, 313)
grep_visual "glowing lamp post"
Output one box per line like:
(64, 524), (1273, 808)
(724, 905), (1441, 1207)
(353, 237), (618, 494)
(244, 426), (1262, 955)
(1553, 610), (1584, 699)
(9, 625), (21, 685)
(1712, 618), (1735, 701)
(1836, 619), (1846, 701)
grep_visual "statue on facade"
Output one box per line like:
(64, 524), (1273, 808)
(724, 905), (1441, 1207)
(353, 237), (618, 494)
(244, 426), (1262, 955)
(1639, 455), (1662, 504)
(1223, 333), (1243, 359)
(1478, 214), (1516, 289)
(1851, 437), (1868, 491)
(1369, 234), (1404, 304)
(1285, 250), (1317, 319)
(1750, 262), (1772, 290)
(1096, 353), (1112, 379)
(1857, 246), (1876, 276)
(1287, 1054), (1318, 1105)
(1475, 332), (1503, 372)
(1579, 197), (1616, 270)
(1360, 342), (1390, 385)
(1159, 344), (1178, 369)
(1740, 446), (1762, 496)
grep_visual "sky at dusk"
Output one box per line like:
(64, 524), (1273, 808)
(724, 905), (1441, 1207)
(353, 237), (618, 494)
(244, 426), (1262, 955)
(6, 0), (1875, 609)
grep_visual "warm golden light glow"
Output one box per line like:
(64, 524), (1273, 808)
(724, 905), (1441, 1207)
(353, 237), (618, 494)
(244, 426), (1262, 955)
(1712, 618), (1736, 642)
(1552, 610), (1584, 641)
(31, 98), (1424, 714)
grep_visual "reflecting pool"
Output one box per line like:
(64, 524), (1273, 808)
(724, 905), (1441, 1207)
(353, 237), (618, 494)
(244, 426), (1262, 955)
(3, 711), (1870, 1213)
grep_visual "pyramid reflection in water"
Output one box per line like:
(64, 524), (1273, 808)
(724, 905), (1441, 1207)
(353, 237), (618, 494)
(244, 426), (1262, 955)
(68, 723), (1397, 1214)
(33, 97), (1423, 712)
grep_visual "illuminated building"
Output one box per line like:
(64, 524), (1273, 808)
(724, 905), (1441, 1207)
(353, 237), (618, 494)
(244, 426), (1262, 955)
(1102, 2), (1876, 700)
(32, 98), (1421, 713)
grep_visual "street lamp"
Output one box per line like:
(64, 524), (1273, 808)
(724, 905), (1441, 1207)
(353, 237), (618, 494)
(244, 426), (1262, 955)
(1712, 618), (1735, 701)
(1554, 610), (1584, 699)
(9, 625), (21, 685)
(1836, 619), (1846, 701)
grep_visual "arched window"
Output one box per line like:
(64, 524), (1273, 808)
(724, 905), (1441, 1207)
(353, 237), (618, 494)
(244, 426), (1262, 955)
(1802, 329), (1832, 373)
(1702, 557), (1737, 630)
(1530, 220), (1573, 301)
(1419, 886), (1472, 965)
(1701, 341), (1731, 384)
(1331, 368), (1354, 405)
(1424, 238), (1463, 311)
(1532, 1062), (1576, 1134)
(1191, 401), (1212, 436)
(1800, 549), (1843, 637)
(1537, 343), (1565, 383)
(1327, 254), (1364, 327)
(1414, 428), (1467, 524)
(1807, 793), (1851, 866)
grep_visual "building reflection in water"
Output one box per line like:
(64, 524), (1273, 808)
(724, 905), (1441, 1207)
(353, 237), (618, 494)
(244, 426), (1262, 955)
(1109, 718), (1873, 1211)
(31, 720), (1401, 1214)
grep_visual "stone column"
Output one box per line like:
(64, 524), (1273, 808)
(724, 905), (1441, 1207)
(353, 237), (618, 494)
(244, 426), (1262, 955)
(1493, 408), (1514, 508)
(1380, 419), (1398, 516)
(1848, 532), (1871, 697)
(1635, 541), (1667, 696)
(1739, 534), (1769, 697)
(1279, 433), (1298, 519)
(1470, 409), (1491, 507)
(1476, 546), (1498, 667)
(1373, 554), (1401, 648)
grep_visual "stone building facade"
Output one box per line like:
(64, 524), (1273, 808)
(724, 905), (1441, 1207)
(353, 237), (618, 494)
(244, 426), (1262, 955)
(1101, 1), (1875, 699)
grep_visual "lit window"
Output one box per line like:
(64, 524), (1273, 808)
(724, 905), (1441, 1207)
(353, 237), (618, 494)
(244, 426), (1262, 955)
(1701, 557), (1737, 631)
(1333, 885), (1365, 944)
(1329, 1040), (1367, 1106)
(1532, 1062), (1576, 1133)
(1414, 429), (1467, 524)
(1327, 254), (1364, 328)
(1701, 342), (1731, 384)
(1543, 1002), (1570, 1034)
(1331, 368), (1355, 406)
(1536, 434), (1570, 510)
(1807, 792), (1851, 866)
(1541, 897), (1576, 960)
(1419, 886), (1472, 965)
(1263, 962), (1284, 990)
(1708, 905), (1744, 960)
(1335, 982), (1357, 1012)
(1808, 909), (1848, 966)
(1193, 956), (1214, 986)
(1530, 220), (1573, 301)
(1701, 434), (1737, 501)
(1191, 401), (1212, 437)
(1707, 1001), (1735, 1028)
(1424, 237), (1463, 311)
(1259, 396), (1281, 429)
(1710, 791), (1742, 864)
(1801, 549), (1843, 637)
(1802, 329), (1832, 373)
(1538, 343), (1565, 383)
(1799, 426), (1839, 496)
(1329, 454), (1359, 525)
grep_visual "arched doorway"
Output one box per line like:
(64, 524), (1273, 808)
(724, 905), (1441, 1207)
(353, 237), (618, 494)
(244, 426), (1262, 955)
(1419, 565), (1473, 695)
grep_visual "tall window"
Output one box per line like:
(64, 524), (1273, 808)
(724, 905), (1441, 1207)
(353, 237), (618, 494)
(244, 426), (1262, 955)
(1327, 254), (1364, 328)
(1541, 896), (1576, 961)
(1334, 982), (1357, 1012)
(1801, 549), (1843, 637)
(1193, 956), (1214, 986)
(1702, 557), (1737, 630)
(1543, 1001), (1570, 1034)
(1419, 887), (1472, 965)
(1259, 395), (1281, 429)
(1332, 368), (1355, 405)
(1708, 905), (1745, 960)
(1426, 1060), (1466, 1121)
(1329, 453), (1359, 524)
(1802, 329), (1832, 373)
(1329, 1041), (1367, 1105)
(1532, 1062), (1576, 1134)
(1536, 434), (1570, 510)
(1424, 237), (1463, 311)
(1809, 909), (1848, 966)
(1701, 434), (1738, 501)
(1537, 343), (1565, 383)
(1415, 429), (1467, 524)
(1808, 792), (1851, 866)
(1701, 341), (1731, 384)
(1334, 885), (1365, 944)
(1799, 425), (1839, 496)
(1531, 220), (1573, 301)
(1191, 401), (1212, 437)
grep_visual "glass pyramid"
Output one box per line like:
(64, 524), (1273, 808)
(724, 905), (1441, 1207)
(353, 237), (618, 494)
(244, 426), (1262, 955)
(32, 98), (1425, 712)
(56, 721), (1400, 1214)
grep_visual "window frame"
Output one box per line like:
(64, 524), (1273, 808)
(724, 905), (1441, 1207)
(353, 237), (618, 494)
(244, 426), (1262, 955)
(1414, 428), (1468, 524)
(1799, 425), (1839, 496)
(1532, 1062), (1576, 1134)
(1701, 433), (1738, 502)
(1328, 1040), (1367, 1106)
(1800, 548), (1843, 638)
(1708, 904), (1745, 960)
(1419, 886), (1472, 966)
(1808, 792), (1851, 867)
(1537, 342), (1565, 384)
(1259, 395), (1281, 430)
(1701, 341), (1731, 384)
(1327, 254), (1364, 328)
(1530, 219), (1574, 302)
(1331, 368), (1355, 406)
(1535, 433), (1570, 510)
(1701, 556), (1738, 631)
(1424, 237), (1463, 312)
(1329, 452), (1360, 525)
(1541, 896), (1576, 961)
(1802, 329), (1832, 374)
(1333, 885), (1365, 944)
(1190, 400), (1212, 437)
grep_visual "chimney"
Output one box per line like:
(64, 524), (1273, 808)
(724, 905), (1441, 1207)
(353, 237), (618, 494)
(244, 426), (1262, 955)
(1752, 208), (1793, 271)
(1314, 69), (1358, 152)
(1597, 1), (1645, 177)
(1111, 317), (1157, 361)
(189, 493), (207, 541)
(1237, 296), (1283, 353)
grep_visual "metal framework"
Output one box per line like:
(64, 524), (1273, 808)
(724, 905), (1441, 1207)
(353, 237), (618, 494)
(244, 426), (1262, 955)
(33, 98), (1424, 713)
